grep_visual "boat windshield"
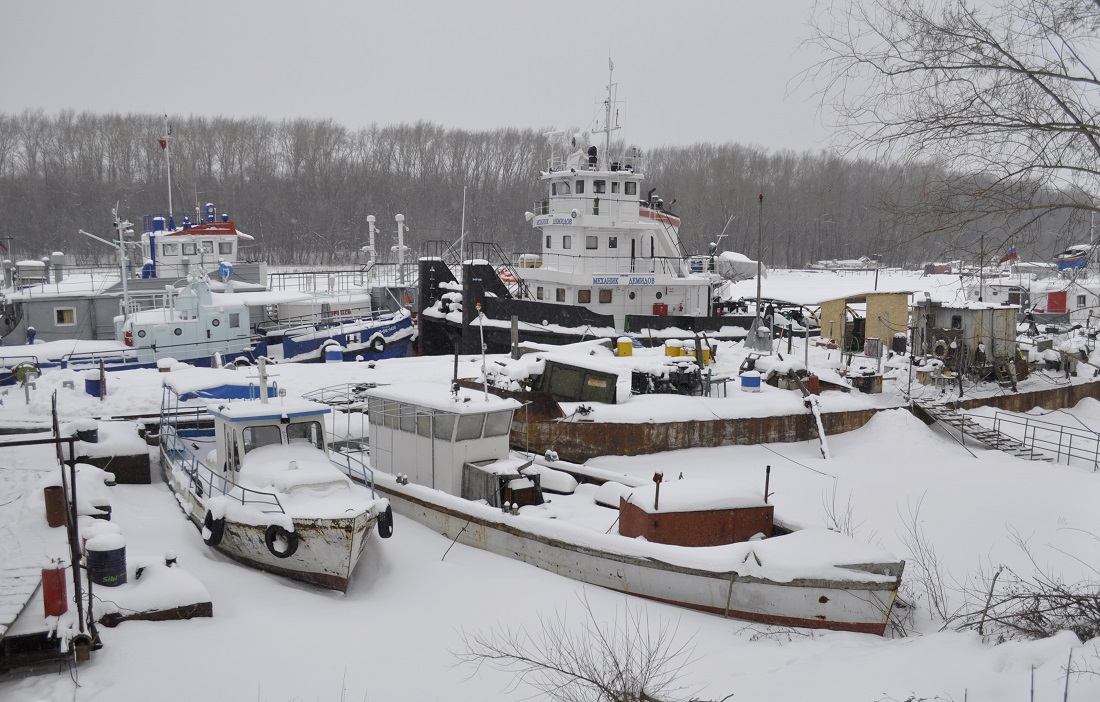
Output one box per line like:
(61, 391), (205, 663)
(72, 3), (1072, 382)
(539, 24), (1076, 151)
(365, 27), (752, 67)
(287, 420), (324, 450)
(243, 425), (283, 454)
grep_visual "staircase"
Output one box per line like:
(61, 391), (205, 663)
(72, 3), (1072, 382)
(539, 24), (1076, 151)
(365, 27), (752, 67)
(911, 399), (1052, 462)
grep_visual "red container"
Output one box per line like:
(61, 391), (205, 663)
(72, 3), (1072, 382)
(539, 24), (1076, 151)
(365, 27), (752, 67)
(807, 374), (821, 395)
(653, 302), (668, 317)
(42, 567), (68, 617)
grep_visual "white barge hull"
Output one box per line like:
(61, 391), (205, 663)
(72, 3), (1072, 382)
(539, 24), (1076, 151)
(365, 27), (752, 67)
(378, 479), (901, 634)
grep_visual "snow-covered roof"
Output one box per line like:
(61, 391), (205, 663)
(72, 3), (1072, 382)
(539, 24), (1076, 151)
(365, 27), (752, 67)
(365, 382), (521, 414)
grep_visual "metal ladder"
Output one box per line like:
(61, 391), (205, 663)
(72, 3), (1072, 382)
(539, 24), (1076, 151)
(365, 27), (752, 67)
(911, 399), (1053, 462)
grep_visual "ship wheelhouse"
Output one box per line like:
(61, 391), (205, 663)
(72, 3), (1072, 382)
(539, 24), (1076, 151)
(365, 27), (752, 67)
(519, 143), (710, 328)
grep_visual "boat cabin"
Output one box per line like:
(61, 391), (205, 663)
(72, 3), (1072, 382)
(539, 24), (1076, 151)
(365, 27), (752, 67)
(139, 203), (255, 281)
(208, 397), (330, 474)
(364, 383), (536, 506)
(115, 273), (252, 364)
(618, 479), (774, 547)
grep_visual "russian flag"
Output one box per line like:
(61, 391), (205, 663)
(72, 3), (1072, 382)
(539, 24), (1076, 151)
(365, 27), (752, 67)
(998, 245), (1018, 264)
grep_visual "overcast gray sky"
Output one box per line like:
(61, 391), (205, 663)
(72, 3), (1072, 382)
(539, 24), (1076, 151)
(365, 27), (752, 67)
(0, 1), (831, 152)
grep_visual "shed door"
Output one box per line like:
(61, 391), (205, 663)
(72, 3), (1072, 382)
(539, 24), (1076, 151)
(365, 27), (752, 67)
(1047, 291), (1067, 313)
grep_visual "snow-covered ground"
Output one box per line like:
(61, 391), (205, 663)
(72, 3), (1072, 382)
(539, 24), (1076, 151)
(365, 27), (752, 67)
(2, 275), (1100, 700)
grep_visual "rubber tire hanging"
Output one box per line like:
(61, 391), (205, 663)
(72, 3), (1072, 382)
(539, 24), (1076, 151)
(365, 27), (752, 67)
(377, 504), (394, 539)
(202, 511), (225, 547)
(264, 524), (300, 559)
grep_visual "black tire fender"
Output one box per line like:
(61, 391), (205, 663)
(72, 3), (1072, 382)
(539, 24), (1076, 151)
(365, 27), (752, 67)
(377, 504), (394, 539)
(264, 524), (300, 559)
(369, 334), (386, 354)
(202, 511), (225, 547)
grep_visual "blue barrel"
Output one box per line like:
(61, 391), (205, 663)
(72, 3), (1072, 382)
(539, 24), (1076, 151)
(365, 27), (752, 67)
(86, 534), (127, 587)
(740, 371), (762, 393)
(83, 370), (104, 397)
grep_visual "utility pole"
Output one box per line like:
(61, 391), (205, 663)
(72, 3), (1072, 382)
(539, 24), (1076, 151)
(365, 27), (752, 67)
(756, 193), (764, 320)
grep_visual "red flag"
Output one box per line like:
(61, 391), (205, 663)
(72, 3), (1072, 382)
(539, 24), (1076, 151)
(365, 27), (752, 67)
(158, 138), (167, 150)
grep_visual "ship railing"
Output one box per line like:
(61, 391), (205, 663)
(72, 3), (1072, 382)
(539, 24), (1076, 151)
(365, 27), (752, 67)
(990, 410), (1100, 469)
(511, 251), (691, 277)
(302, 382), (381, 496)
(269, 264), (418, 291)
(544, 152), (643, 173)
(158, 389), (286, 514)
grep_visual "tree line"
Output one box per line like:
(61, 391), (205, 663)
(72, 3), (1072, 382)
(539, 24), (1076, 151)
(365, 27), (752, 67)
(0, 110), (1083, 269)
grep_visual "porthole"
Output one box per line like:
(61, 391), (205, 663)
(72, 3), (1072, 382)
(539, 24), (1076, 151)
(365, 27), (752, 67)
(174, 328), (183, 336)
(628, 292), (636, 300)
(137, 329), (147, 338)
(212, 318), (221, 327)
(655, 292), (663, 300)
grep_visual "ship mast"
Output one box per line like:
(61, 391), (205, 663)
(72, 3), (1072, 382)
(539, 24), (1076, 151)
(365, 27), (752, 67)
(160, 115), (173, 219)
(598, 59), (620, 171)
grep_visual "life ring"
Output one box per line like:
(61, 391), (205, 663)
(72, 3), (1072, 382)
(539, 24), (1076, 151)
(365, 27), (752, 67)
(264, 524), (300, 559)
(202, 511), (225, 547)
(932, 339), (949, 358)
(369, 335), (386, 354)
(377, 504), (394, 539)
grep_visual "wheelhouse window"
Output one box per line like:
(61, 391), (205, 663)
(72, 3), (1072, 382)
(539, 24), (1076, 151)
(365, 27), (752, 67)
(219, 242), (234, 255)
(54, 307), (76, 326)
(599, 289), (612, 303)
(625, 182), (637, 196)
(536, 286), (544, 300)
(551, 183), (558, 196)
(162, 243), (179, 256)
(578, 289), (592, 304)
(230, 313), (240, 328)
(594, 180), (606, 193)
(483, 411), (512, 437)
(201, 241), (214, 254)
(951, 315), (963, 329)
(243, 425), (282, 453)
(286, 421), (324, 450)
(575, 180), (585, 194)
(456, 413), (485, 441)
(1078, 294), (1087, 307)
(182, 243), (197, 256)
(546, 235), (551, 248)
(563, 235), (572, 249)
(559, 181), (571, 195)
(416, 413), (432, 438)
(556, 288), (566, 302)
(586, 235), (598, 250)
(399, 404), (416, 433)
(433, 413), (456, 440)
(611, 182), (620, 194)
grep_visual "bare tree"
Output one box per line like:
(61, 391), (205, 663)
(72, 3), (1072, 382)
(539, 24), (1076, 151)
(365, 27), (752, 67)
(454, 593), (730, 702)
(808, 0), (1100, 245)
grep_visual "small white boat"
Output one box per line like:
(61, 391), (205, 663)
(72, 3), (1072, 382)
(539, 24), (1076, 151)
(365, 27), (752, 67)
(331, 381), (904, 634)
(158, 361), (392, 592)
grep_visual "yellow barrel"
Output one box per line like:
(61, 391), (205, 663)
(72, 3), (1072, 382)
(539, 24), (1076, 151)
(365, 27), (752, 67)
(701, 347), (712, 365)
(665, 340), (682, 357)
(617, 337), (633, 357)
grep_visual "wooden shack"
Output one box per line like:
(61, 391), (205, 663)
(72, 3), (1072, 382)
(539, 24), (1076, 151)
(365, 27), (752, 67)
(818, 291), (911, 354)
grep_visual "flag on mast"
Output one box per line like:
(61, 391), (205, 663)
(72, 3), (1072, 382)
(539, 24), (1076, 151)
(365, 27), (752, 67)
(998, 245), (1018, 264)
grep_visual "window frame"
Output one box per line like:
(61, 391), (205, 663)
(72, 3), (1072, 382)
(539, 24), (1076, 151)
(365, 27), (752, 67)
(54, 307), (77, 326)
